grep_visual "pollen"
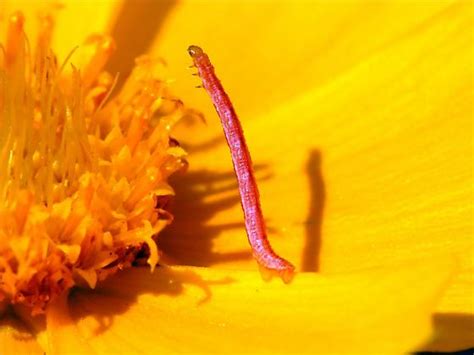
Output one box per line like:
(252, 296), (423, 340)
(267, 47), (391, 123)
(0, 12), (188, 315)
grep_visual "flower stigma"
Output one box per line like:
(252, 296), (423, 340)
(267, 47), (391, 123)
(0, 12), (188, 315)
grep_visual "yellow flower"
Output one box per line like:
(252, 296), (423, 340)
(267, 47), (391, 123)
(0, 0), (472, 354)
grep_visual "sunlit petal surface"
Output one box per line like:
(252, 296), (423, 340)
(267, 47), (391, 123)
(157, 0), (471, 270)
(45, 260), (452, 354)
(153, 1), (473, 351)
(0, 0), (472, 353)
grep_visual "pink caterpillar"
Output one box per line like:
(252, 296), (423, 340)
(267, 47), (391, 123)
(188, 45), (295, 283)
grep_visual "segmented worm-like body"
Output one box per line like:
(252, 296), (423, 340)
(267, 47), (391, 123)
(188, 45), (295, 282)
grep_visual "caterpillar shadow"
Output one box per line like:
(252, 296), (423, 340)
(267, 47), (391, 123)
(158, 161), (273, 267)
(302, 149), (325, 272)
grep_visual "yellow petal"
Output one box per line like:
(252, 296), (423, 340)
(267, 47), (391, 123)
(150, 0), (459, 142)
(161, 0), (471, 270)
(0, 313), (43, 354)
(62, 260), (453, 354)
(155, 1), (472, 350)
(44, 294), (94, 355)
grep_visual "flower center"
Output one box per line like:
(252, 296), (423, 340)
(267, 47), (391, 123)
(0, 12), (187, 315)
